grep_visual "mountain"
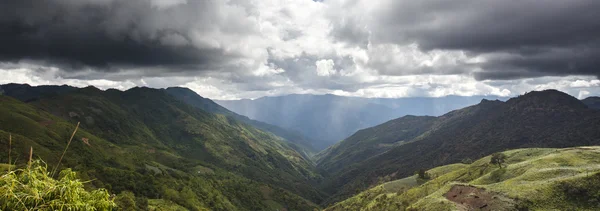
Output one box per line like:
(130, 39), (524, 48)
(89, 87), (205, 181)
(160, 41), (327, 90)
(583, 96), (600, 110)
(216, 94), (508, 149)
(0, 84), (326, 210)
(318, 90), (600, 204)
(325, 146), (600, 210)
(0, 83), (76, 102)
(315, 115), (437, 174)
(164, 87), (317, 158)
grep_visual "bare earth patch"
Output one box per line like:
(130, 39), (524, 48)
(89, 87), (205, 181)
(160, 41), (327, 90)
(444, 185), (517, 211)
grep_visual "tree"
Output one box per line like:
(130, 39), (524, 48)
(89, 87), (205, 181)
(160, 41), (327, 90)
(416, 169), (430, 179)
(115, 191), (137, 211)
(490, 152), (507, 168)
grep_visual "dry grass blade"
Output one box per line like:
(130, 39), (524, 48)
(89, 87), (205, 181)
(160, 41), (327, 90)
(8, 134), (11, 172)
(51, 122), (80, 177)
(28, 147), (32, 169)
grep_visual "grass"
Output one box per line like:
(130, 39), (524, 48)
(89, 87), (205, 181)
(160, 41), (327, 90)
(0, 121), (116, 210)
(325, 146), (600, 211)
(148, 199), (194, 211)
(0, 160), (116, 210)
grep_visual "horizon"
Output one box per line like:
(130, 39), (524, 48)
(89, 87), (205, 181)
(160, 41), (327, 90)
(3, 82), (598, 101)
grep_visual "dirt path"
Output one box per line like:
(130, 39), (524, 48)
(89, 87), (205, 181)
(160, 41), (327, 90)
(444, 185), (516, 211)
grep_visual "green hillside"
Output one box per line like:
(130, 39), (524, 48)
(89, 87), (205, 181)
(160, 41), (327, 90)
(0, 86), (324, 210)
(325, 146), (600, 210)
(164, 87), (318, 159)
(4, 84), (600, 210)
(316, 115), (436, 175)
(318, 90), (600, 205)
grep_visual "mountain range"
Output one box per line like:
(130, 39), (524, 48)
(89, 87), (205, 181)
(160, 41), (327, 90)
(216, 94), (508, 150)
(2, 83), (600, 210)
(316, 90), (600, 204)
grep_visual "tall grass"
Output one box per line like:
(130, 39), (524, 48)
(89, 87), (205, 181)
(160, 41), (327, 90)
(52, 122), (80, 177)
(1, 122), (116, 210)
(8, 133), (11, 172)
(0, 161), (116, 210)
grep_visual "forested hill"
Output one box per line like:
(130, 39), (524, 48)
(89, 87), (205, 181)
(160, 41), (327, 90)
(0, 84), (325, 210)
(318, 90), (600, 205)
(164, 87), (318, 159)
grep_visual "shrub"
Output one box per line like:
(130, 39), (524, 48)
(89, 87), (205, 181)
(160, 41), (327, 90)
(0, 160), (116, 210)
(416, 169), (430, 180)
(490, 152), (507, 168)
(461, 158), (473, 164)
(115, 191), (137, 211)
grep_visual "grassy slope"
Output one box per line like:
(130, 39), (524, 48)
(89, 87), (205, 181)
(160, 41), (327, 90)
(164, 87), (318, 160)
(325, 146), (600, 210)
(0, 91), (322, 210)
(316, 115), (436, 175)
(319, 90), (600, 204)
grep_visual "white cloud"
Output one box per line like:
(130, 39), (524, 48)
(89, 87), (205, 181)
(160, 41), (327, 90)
(315, 59), (336, 76)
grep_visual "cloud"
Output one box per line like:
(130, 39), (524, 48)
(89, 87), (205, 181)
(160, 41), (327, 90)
(0, 0), (599, 100)
(327, 0), (600, 80)
(0, 0), (261, 72)
(316, 59), (336, 76)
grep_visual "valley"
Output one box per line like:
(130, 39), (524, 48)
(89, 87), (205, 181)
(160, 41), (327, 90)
(1, 84), (600, 210)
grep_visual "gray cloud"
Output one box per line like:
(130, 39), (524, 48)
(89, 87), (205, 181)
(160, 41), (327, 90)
(0, 0), (255, 73)
(329, 0), (600, 80)
(1, 0), (600, 99)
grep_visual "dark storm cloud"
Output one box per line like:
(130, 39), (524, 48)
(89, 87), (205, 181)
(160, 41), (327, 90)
(0, 0), (250, 73)
(476, 45), (600, 80)
(330, 0), (600, 80)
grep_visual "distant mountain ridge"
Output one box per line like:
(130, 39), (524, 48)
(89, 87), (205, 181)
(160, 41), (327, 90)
(583, 96), (600, 110)
(216, 94), (510, 149)
(317, 90), (600, 204)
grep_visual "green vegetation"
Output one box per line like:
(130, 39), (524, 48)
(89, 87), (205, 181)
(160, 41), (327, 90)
(0, 85), (323, 210)
(490, 152), (507, 168)
(0, 160), (116, 210)
(164, 87), (318, 159)
(4, 84), (600, 210)
(325, 147), (600, 210)
(316, 115), (436, 174)
(318, 90), (600, 205)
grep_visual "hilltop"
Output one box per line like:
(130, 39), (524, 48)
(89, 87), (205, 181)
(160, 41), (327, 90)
(325, 146), (600, 210)
(318, 90), (600, 204)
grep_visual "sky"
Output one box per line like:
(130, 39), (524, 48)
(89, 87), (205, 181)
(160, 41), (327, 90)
(1, 0), (600, 100)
